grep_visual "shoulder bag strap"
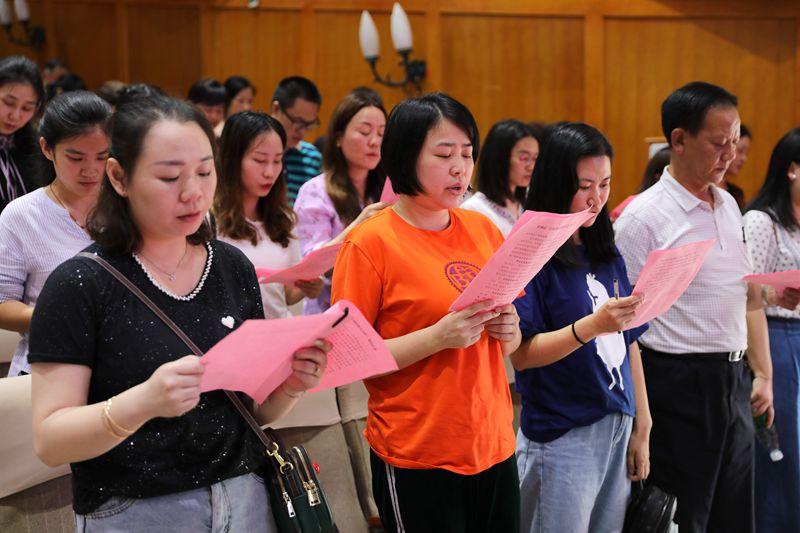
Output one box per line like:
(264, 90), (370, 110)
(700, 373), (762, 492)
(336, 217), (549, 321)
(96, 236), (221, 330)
(76, 251), (279, 452)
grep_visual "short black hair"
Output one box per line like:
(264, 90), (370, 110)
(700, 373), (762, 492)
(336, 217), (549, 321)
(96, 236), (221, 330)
(746, 127), (800, 231)
(740, 123), (751, 139)
(116, 83), (166, 108)
(223, 75), (255, 113)
(272, 76), (321, 109)
(381, 92), (479, 196)
(44, 58), (68, 71)
(661, 81), (738, 146)
(526, 122), (616, 267)
(187, 78), (226, 107)
(45, 73), (86, 101)
(95, 80), (127, 107)
(476, 119), (537, 206)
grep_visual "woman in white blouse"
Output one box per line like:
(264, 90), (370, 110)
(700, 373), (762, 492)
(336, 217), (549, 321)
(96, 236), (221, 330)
(461, 119), (539, 236)
(744, 127), (800, 533)
(0, 91), (111, 376)
(215, 111), (372, 531)
(214, 111), (322, 319)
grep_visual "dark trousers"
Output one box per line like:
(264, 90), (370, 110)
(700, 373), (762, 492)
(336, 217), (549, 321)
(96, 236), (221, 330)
(641, 347), (755, 533)
(371, 451), (520, 533)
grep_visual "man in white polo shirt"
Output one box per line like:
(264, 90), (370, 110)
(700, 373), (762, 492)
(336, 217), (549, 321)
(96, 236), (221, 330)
(615, 82), (773, 533)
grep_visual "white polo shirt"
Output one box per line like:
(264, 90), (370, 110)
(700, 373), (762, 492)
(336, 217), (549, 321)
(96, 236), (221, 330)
(614, 167), (752, 354)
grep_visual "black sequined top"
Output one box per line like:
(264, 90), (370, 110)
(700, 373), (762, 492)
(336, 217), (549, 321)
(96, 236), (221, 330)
(28, 240), (267, 514)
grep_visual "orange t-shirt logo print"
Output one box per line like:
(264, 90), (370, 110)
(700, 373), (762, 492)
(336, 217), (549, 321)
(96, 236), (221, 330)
(444, 261), (481, 293)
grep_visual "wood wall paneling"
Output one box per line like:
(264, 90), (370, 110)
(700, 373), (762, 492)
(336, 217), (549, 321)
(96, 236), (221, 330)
(604, 17), (796, 204)
(51, 2), (118, 90)
(440, 14), (584, 140)
(1, 1), (800, 203)
(127, 4), (203, 98)
(205, 7), (303, 113)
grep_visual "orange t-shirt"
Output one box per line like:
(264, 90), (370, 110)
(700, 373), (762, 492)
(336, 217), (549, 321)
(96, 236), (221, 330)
(330, 207), (515, 475)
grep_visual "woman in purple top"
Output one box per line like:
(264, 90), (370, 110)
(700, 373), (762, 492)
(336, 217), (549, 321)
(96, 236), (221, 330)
(294, 87), (388, 315)
(0, 91), (111, 376)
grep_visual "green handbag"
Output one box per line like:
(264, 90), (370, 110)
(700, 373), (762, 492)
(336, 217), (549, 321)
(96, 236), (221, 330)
(262, 428), (338, 533)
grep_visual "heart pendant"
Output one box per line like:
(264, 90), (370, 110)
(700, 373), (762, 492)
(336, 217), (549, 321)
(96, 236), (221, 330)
(221, 316), (235, 329)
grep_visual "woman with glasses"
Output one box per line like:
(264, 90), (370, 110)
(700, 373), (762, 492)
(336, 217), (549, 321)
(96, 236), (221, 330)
(270, 76), (323, 204)
(461, 119), (539, 237)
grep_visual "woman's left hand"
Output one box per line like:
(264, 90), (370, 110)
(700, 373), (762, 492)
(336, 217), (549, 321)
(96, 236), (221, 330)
(295, 278), (324, 299)
(484, 304), (520, 342)
(282, 339), (332, 395)
(626, 418), (651, 481)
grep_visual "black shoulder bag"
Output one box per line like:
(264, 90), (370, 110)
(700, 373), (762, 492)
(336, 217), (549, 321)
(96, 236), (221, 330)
(622, 480), (677, 533)
(78, 252), (338, 533)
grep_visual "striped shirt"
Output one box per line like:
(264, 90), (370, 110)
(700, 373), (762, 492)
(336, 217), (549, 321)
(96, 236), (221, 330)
(284, 140), (322, 205)
(614, 167), (752, 354)
(0, 187), (92, 375)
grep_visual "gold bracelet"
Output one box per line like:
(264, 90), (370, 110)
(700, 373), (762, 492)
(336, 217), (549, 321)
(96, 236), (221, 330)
(281, 383), (305, 399)
(101, 405), (127, 439)
(104, 397), (135, 437)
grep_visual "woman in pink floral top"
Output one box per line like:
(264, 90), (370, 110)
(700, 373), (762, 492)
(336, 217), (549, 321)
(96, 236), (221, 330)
(294, 88), (388, 315)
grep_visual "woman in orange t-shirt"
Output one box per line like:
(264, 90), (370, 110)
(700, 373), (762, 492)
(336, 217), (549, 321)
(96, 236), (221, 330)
(331, 93), (521, 532)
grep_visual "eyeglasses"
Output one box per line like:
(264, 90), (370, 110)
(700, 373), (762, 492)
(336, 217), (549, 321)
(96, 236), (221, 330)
(280, 107), (320, 131)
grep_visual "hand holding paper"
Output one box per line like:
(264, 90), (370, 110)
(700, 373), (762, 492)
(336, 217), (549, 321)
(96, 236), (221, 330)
(743, 270), (800, 295)
(256, 243), (342, 285)
(450, 209), (596, 311)
(628, 239), (715, 329)
(199, 300), (397, 402)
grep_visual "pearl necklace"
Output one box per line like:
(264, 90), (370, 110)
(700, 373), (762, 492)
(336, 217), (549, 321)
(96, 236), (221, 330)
(133, 242), (213, 301)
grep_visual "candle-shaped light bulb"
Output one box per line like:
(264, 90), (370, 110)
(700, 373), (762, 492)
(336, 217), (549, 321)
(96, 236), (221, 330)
(359, 10), (380, 60)
(390, 3), (413, 53)
(13, 0), (29, 22)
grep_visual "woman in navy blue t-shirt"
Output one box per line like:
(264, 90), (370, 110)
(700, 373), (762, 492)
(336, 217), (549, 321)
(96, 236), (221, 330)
(512, 123), (650, 533)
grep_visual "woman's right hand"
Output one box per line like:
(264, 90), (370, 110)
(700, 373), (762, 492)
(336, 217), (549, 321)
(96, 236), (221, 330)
(589, 295), (643, 335)
(432, 300), (499, 350)
(142, 355), (205, 418)
(352, 202), (389, 227)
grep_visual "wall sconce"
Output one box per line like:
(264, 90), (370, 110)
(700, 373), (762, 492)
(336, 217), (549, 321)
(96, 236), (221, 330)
(0, 0), (45, 51)
(359, 3), (426, 94)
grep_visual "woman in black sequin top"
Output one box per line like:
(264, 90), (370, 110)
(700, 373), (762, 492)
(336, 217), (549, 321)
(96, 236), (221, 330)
(28, 95), (330, 531)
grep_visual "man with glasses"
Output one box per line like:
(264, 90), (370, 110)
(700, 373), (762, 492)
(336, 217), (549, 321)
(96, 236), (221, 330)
(271, 76), (323, 204)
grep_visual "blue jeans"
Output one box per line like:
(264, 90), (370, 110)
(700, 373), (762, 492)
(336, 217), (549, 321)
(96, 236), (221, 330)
(516, 412), (633, 533)
(755, 318), (800, 533)
(75, 473), (276, 532)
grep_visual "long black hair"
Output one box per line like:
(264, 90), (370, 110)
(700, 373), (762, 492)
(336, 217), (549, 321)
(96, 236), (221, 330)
(526, 122), (617, 267)
(0, 55), (45, 191)
(215, 111), (294, 247)
(475, 119), (537, 206)
(745, 127), (800, 232)
(38, 91), (112, 184)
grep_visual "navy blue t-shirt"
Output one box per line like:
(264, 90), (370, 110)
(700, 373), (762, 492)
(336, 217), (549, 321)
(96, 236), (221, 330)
(513, 245), (648, 443)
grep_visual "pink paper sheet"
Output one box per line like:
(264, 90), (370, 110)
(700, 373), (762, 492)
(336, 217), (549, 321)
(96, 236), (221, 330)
(744, 270), (800, 295)
(256, 243), (343, 285)
(199, 300), (397, 403)
(450, 209), (595, 311)
(628, 239), (715, 329)
(379, 179), (398, 204)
